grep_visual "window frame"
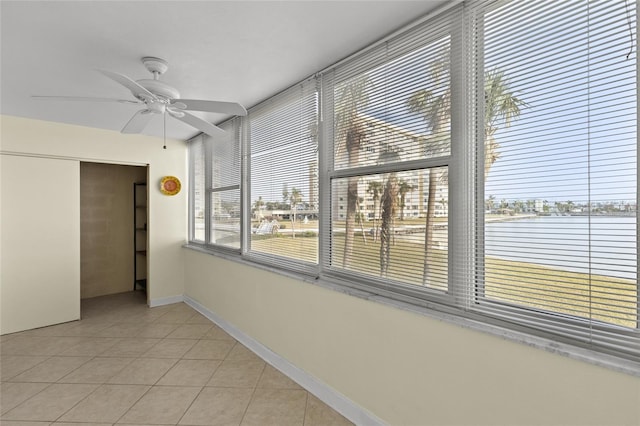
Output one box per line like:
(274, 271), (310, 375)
(188, 119), (243, 255)
(466, 0), (639, 362)
(240, 77), (321, 275)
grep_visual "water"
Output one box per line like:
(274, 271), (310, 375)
(485, 216), (637, 280)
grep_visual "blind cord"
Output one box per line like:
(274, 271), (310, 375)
(625, 0), (634, 60)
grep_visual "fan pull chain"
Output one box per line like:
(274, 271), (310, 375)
(163, 111), (167, 149)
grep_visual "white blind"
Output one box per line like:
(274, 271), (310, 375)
(468, 0), (638, 359)
(324, 6), (461, 294)
(210, 118), (241, 190)
(248, 78), (319, 271)
(189, 135), (205, 242)
(208, 117), (241, 249)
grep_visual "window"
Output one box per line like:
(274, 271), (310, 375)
(323, 10), (460, 294)
(247, 79), (319, 270)
(322, 10), (457, 295)
(469, 0), (638, 356)
(189, 118), (242, 250)
(189, 0), (638, 364)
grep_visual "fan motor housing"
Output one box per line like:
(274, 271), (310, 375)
(136, 79), (180, 100)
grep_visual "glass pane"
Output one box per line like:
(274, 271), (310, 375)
(331, 167), (448, 290)
(481, 0), (637, 328)
(333, 36), (451, 171)
(210, 131), (240, 189)
(210, 189), (240, 249)
(249, 85), (319, 264)
(191, 138), (205, 242)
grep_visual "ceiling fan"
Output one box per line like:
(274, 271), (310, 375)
(33, 56), (247, 138)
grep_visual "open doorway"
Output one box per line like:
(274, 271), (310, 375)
(80, 162), (148, 308)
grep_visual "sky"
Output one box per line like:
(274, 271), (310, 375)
(483, 0), (637, 204)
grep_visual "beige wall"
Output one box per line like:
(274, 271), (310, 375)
(184, 250), (640, 426)
(1, 155), (80, 334)
(1, 115), (187, 324)
(80, 162), (147, 299)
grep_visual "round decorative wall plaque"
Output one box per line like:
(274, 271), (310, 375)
(160, 176), (181, 196)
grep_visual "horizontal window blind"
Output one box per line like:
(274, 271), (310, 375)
(248, 78), (319, 270)
(189, 135), (205, 242)
(331, 10), (459, 172)
(469, 0), (638, 359)
(210, 118), (241, 190)
(325, 6), (460, 294)
(208, 118), (241, 249)
(329, 167), (449, 291)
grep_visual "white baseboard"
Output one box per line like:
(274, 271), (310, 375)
(183, 295), (385, 426)
(149, 294), (184, 307)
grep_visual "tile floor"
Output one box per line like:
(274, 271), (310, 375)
(1, 291), (353, 426)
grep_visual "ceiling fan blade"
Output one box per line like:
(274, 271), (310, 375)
(97, 69), (157, 101)
(121, 109), (154, 134)
(172, 99), (247, 116)
(172, 110), (226, 137)
(32, 95), (141, 104)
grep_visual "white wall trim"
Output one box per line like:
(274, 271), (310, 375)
(149, 294), (184, 307)
(0, 150), (150, 166)
(183, 294), (386, 426)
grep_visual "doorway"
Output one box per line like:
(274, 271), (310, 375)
(80, 162), (148, 302)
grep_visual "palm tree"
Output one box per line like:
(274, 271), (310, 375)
(486, 195), (496, 213)
(366, 180), (383, 241)
(335, 76), (372, 266)
(378, 150), (402, 276)
(407, 50), (526, 285)
(379, 172), (399, 276)
(397, 179), (415, 221)
(356, 197), (367, 244)
(289, 187), (303, 238)
(566, 200), (574, 213)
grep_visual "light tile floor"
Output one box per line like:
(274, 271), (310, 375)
(1, 291), (353, 426)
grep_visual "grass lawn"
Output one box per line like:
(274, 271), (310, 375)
(485, 257), (637, 328)
(251, 232), (637, 328)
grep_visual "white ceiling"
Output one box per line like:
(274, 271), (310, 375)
(0, 1), (448, 141)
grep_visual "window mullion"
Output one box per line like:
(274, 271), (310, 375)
(329, 156), (451, 180)
(448, 9), (473, 310)
(204, 138), (212, 246)
(242, 115), (251, 256)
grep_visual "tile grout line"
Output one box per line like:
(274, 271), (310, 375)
(51, 380), (102, 424)
(113, 383), (155, 425)
(0, 354), (53, 382)
(302, 389), (310, 426)
(237, 362), (267, 426)
(174, 384), (207, 426)
(0, 381), (53, 418)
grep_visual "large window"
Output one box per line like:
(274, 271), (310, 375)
(324, 24), (455, 292)
(189, 118), (241, 249)
(471, 0), (638, 355)
(189, 0), (638, 364)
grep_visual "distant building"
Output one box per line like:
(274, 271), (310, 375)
(534, 199), (544, 212)
(334, 114), (448, 221)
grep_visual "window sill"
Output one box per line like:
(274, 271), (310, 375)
(183, 243), (640, 377)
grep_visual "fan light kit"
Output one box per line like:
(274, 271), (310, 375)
(33, 56), (247, 139)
